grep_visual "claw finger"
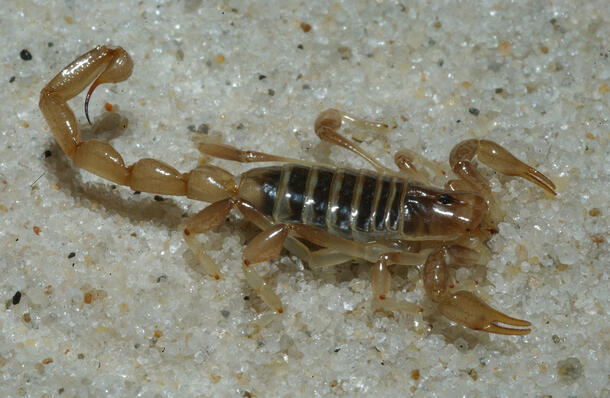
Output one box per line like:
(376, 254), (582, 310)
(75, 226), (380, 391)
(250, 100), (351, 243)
(437, 290), (531, 335)
(486, 307), (532, 327)
(523, 166), (557, 196)
(484, 323), (531, 335)
(473, 140), (557, 196)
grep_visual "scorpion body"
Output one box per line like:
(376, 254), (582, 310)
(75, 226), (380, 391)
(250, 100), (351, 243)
(239, 164), (484, 242)
(39, 46), (557, 335)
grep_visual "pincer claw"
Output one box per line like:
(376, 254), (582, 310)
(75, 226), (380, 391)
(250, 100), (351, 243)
(437, 290), (531, 335)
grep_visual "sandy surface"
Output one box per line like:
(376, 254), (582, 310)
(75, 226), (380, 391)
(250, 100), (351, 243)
(1, 1), (608, 396)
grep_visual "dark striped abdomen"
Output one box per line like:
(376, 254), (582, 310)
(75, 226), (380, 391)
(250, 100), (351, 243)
(241, 165), (408, 241)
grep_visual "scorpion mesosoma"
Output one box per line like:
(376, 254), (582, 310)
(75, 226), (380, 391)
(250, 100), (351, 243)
(40, 46), (557, 335)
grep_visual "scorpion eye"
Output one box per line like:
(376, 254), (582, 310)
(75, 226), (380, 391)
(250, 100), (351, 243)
(438, 193), (452, 205)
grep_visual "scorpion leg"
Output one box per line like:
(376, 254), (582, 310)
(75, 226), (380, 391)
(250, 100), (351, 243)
(199, 143), (302, 163)
(448, 139), (556, 197)
(185, 200), (373, 314)
(185, 198), (317, 314)
(198, 142), (343, 170)
(241, 223), (290, 314)
(232, 199), (353, 268)
(394, 149), (448, 185)
(202, 109), (394, 174)
(314, 109), (394, 173)
(236, 200), (354, 314)
(370, 254), (421, 314)
(183, 199), (234, 280)
(243, 223), (428, 314)
(314, 109), (448, 184)
(423, 246), (531, 335)
(240, 222), (359, 313)
(308, 248), (354, 268)
(285, 224), (431, 265)
(185, 196), (333, 315)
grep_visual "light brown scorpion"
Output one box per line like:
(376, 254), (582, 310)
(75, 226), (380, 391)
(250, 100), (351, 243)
(39, 46), (557, 335)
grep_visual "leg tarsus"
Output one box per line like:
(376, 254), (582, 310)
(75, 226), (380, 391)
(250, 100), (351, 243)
(251, 311), (280, 329)
(394, 149), (447, 185)
(242, 264), (284, 314)
(444, 178), (473, 192)
(183, 233), (222, 280)
(370, 254), (422, 315)
(338, 110), (389, 132)
(371, 255), (391, 301)
(372, 297), (422, 314)
(187, 204), (289, 315)
(183, 199), (233, 280)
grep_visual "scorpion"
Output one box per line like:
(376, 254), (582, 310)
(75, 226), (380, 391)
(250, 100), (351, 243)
(39, 46), (557, 335)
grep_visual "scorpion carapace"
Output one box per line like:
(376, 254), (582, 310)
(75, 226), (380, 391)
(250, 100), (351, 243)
(40, 46), (557, 336)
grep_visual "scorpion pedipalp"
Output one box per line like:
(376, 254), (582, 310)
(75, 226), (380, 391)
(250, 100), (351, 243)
(450, 139), (557, 196)
(436, 290), (532, 335)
